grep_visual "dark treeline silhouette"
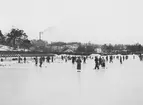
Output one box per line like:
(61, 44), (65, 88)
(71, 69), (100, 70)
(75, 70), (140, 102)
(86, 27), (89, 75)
(0, 28), (31, 50)
(0, 28), (143, 54)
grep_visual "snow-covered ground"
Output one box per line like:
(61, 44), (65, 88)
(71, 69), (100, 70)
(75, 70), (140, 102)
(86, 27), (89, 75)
(0, 55), (143, 105)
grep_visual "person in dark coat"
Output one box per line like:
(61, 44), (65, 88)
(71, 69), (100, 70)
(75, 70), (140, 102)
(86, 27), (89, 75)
(42, 56), (45, 62)
(51, 56), (54, 62)
(126, 55), (128, 60)
(101, 57), (106, 68)
(99, 57), (102, 66)
(83, 56), (86, 63)
(65, 57), (68, 62)
(94, 57), (99, 70)
(34, 56), (38, 66)
(39, 57), (43, 67)
(18, 56), (21, 63)
(123, 56), (125, 61)
(72, 56), (75, 64)
(120, 56), (122, 64)
(24, 57), (26, 63)
(46, 56), (50, 63)
(106, 56), (108, 61)
(61, 56), (64, 60)
(76, 57), (82, 70)
(117, 56), (119, 59)
(109, 55), (113, 63)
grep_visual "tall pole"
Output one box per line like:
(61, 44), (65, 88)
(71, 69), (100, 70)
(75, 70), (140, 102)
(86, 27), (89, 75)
(39, 27), (50, 40)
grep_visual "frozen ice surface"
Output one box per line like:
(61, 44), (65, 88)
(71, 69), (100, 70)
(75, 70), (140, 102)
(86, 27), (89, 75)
(0, 56), (143, 105)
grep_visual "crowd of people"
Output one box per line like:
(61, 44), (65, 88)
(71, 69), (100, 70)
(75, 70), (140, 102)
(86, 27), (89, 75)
(4, 53), (142, 71)
(30, 54), (142, 70)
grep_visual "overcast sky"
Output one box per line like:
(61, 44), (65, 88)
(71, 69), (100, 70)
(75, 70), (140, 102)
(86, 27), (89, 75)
(0, 0), (143, 44)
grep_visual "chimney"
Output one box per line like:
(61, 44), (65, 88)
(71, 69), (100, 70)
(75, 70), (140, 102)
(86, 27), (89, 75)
(39, 32), (41, 40)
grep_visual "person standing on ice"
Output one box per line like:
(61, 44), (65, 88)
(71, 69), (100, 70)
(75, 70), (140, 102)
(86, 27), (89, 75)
(18, 56), (21, 63)
(39, 57), (43, 67)
(101, 57), (106, 69)
(106, 56), (108, 61)
(42, 56), (45, 62)
(94, 57), (99, 70)
(116, 55), (119, 59)
(120, 56), (122, 64)
(65, 57), (68, 62)
(138, 54), (142, 61)
(109, 55), (113, 63)
(61, 56), (64, 60)
(51, 56), (54, 62)
(76, 57), (82, 70)
(83, 56), (86, 63)
(72, 56), (75, 64)
(99, 57), (102, 66)
(24, 57), (26, 63)
(46, 56), (50, 63)
(126, 55), (128, 60)
(34, 56), (38, 66)
(123, 56), (125, 61)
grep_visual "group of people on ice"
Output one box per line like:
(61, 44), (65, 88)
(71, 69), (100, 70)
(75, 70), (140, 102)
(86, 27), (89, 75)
(15, 53), (142, 70)
(94, 56), (106, 70)
(34, 56), (54, 67)
(75, 54), (130, 70)
(70, 56), (106, 70)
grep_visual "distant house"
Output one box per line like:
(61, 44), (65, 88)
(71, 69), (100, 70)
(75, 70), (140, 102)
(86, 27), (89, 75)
(94, 48), (102, 53)
(49, 46), (64, 52)
(65, 44), (79, 51)
(49, 44), (79, 52)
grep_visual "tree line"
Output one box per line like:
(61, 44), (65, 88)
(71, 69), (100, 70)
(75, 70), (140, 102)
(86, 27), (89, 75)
(0, 28), (143, 54)
(0, 28), (31, 50)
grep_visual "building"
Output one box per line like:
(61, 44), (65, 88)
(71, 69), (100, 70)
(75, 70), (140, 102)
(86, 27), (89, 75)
(94, 48), (102, 53)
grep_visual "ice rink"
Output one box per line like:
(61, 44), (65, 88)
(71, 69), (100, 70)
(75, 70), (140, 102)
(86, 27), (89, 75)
(0, 55), (143, 105)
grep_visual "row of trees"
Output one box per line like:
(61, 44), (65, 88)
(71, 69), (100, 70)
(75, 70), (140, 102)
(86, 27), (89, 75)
(101, 43), (143, 54)
(29, 41), (143, 54)
(0, 28), (31, 50)
(0, 28), (143, 54)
